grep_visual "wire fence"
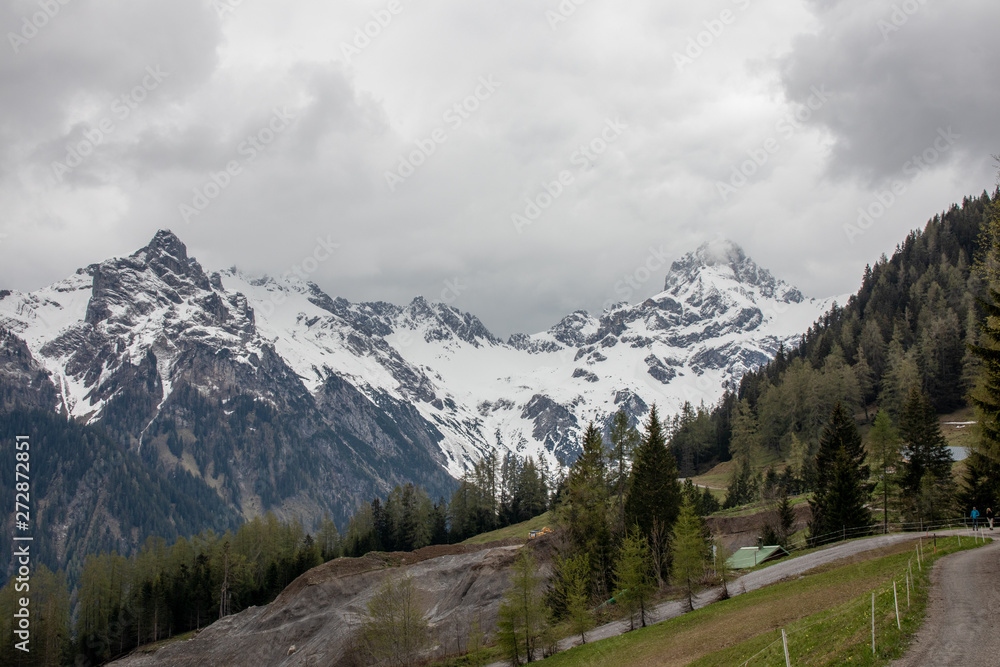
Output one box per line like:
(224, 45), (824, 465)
(738, 531), (991, 665)
(779, 515), (990, 555)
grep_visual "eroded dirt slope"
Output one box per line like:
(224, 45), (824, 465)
(112, 539), (535, 666)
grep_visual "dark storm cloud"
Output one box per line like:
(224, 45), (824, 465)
(780, 0), (1000, 185)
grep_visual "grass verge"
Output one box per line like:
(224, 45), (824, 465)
(459, 511), (554, 545)
(539, 536), (987, 666)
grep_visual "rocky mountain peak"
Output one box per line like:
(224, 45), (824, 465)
(124, 229), (212, 294)
(664, 239), (803, 304)
(139, 229), (189, 262)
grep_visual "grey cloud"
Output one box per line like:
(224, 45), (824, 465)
(1, 0), (222, 181)
(780, 0), (1000, 185)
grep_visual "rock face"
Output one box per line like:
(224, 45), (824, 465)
(0, 231), (837, 527)
(109, 542), (531, 667)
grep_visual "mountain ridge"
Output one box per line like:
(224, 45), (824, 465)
(0, 231), (837, 526)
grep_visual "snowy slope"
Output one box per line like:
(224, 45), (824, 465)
(0, 233), (840, 481)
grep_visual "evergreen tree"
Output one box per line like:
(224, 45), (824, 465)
(624, 406), (682, 556)
(558, 423), (613, 595)
(762, 489), (795, 548)
(723, 457), (758, 509)
(608, 409), (639, 533)
(898, 387), (954, 523)
(967, 193), (1000, 509)
(809, 403), (872, 543)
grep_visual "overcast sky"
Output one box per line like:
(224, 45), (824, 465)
(2, 0), (998, 337)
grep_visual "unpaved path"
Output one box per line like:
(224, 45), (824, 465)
(894, 532), (1000, 666)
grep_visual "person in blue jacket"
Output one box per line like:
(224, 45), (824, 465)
(971, 506), (980, 531)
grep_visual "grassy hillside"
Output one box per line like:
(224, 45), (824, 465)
(541, 536), (987, 666)
(459, 510), (554, 545)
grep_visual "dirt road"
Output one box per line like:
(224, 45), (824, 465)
(894, 532), (1000, 666)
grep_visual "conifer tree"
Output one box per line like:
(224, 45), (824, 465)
(624, 405), (682, 557)
(967, 192), (1000, 509)
(763, 489), (795, 547)
(559, 422), (613, 594)
(670, 498), (708, 611)
(614, 530), (654, 630)
(898, 387), (954, 522)
(712, 538), (732, 600)
(559, 553), (592, 645)
(869, 409), (901, 532)
(809, 403), (871, 542)
(609, 409), (639, 533)
(497, 550), (549, 665)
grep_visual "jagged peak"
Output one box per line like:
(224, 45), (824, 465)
(663, 239), (803, 303)
(134, 229), (189, 262)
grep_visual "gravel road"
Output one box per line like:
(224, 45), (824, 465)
(893, 531), (1000, 666)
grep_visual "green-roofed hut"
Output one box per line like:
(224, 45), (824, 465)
(726, 545), (790, 569)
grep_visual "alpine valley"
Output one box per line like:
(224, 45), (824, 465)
(0, 231), (838, 568)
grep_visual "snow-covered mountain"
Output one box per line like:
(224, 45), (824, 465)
(0, 232), (837, 523)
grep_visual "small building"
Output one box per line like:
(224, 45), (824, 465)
(726, 545), (790, 569)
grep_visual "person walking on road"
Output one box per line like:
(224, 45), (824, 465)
(988, 507), (994, 531)
(971, 506), (980, 531)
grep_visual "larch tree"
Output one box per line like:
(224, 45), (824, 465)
(557, 553), (593, 645)
(497, 550), (549, 665)
(869, 408), (902, 532)
(359, 574), (430, 667)
(614, 530), (654, 631)
(670, 498), (708, 611)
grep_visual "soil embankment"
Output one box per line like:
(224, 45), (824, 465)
(706, 502), (812, 552)
(111, 539), (533, 666)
